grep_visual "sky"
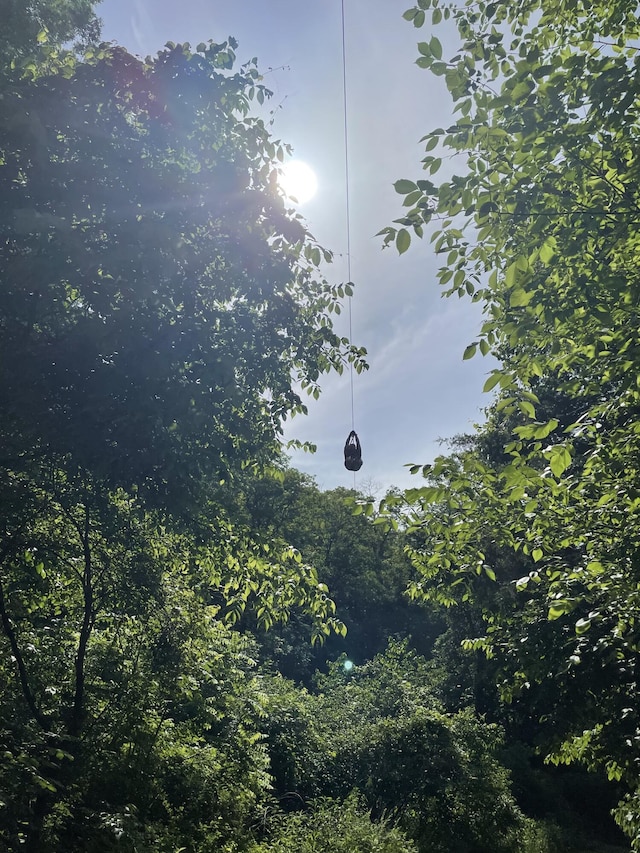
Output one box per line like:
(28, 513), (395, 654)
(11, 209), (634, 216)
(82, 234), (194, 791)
(97, 0), (494, 494)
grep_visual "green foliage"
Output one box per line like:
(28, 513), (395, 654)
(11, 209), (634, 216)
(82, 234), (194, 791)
(0, 41), (363, 507)
(0, 584), (270, 849)
(261, 641), (541, 853)
(0, 38), (360, 850)
(0, 420), (345, 848)
(0, 0), (101, 66)
(251, 794), (417, 853)
(2, 2), (634, 848)
(388, 0), (640, 844)
(238, 471), (441, 680)
(0, 464), (278, 848)
(614, 789), (640, 853)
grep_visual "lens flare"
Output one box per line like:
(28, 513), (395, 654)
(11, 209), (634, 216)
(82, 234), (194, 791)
(279, 160), (318, 204)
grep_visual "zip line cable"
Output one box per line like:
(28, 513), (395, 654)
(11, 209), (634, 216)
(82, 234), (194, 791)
(340, 0), (364, 483)
(341, 0), (355, 435)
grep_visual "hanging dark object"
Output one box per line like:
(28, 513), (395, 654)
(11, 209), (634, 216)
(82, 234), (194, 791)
(344, 430), (363, 471)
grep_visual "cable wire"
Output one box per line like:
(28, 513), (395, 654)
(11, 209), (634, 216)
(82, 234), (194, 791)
(341, 0), (355, 435)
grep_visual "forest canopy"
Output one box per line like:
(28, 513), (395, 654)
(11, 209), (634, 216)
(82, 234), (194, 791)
(0, 14), (363, 849)
(0, 0), (639, 851)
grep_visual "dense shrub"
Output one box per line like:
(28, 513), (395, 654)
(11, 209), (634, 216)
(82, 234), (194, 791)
(251, 794), (417, 853)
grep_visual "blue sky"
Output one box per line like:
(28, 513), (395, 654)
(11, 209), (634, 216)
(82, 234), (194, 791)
(97, 0), (494, 493)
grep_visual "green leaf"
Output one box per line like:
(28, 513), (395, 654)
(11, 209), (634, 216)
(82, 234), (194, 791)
(463, 343), (477, 360)
(539, 237), (557, 263)
(533, 418), (559, 439)
(510, 288), (533, 307)
(547, 445), (572, 478)
(505, 261), (519, 288)
(396, 228), (411, 254)
(429, 36), (443, 60)
(548, 600), (573, 620)
(394, 179), (418, 194)
(483, 371), (502, 392)
(519, 400), (536, 418)
(403, 190), (423, 207)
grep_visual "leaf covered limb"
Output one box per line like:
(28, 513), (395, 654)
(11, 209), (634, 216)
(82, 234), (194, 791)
(391, 0), (640, 845)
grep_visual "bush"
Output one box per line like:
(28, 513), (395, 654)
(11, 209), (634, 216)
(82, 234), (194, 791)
(261, 641), (553, 853)
(251, 794), (417, 853)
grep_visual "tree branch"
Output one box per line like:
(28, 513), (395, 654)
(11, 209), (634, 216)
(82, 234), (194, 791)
(69, 502), (95, 738)
(0, 540), (51, 731)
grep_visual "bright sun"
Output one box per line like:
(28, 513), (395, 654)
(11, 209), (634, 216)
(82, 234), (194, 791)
(279, 160), (318, 204)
